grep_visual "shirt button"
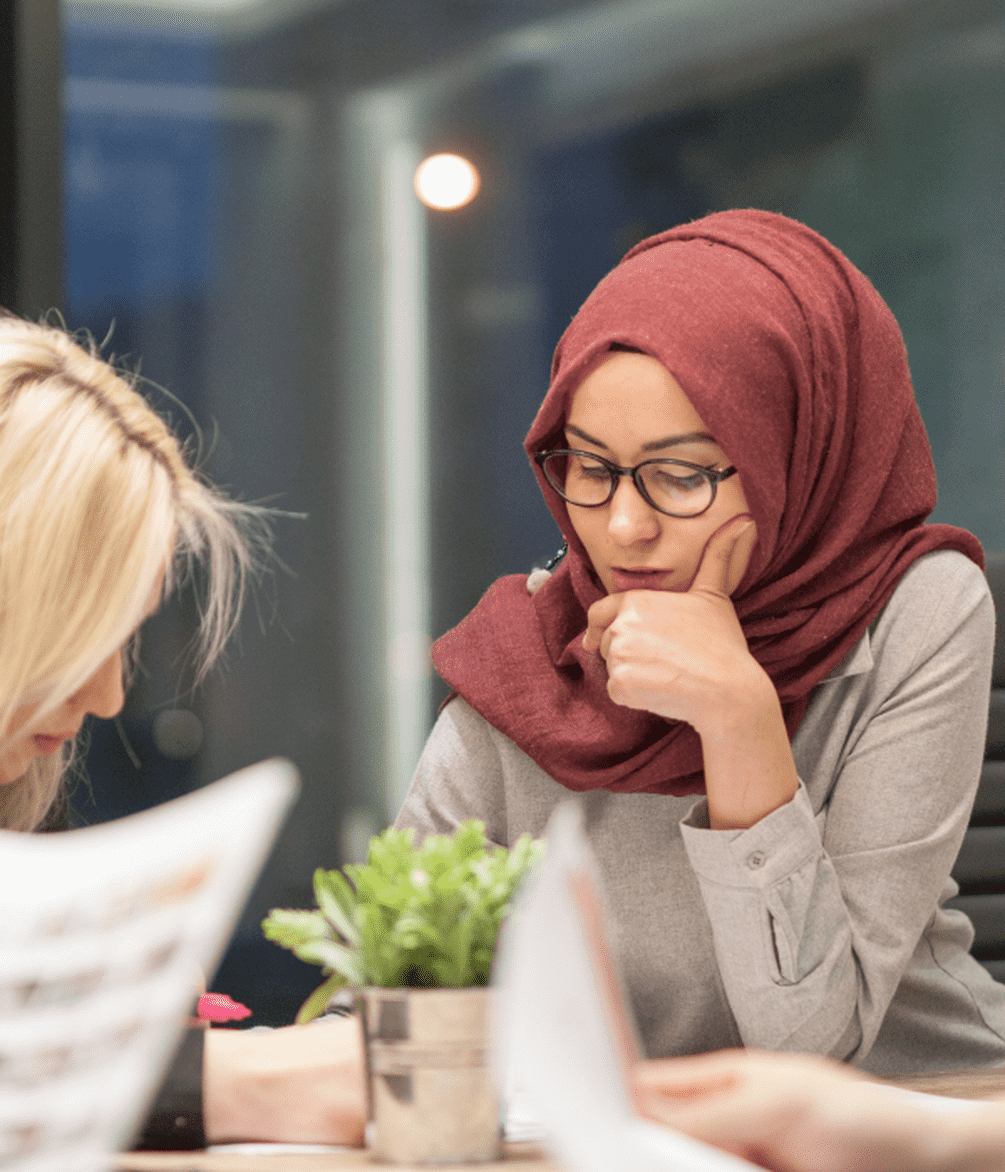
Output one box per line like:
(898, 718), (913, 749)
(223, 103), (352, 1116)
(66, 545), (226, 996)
(747, 851), (766, 870)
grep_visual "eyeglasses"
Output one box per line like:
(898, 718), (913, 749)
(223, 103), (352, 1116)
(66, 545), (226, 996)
(535, 449), (738, 519)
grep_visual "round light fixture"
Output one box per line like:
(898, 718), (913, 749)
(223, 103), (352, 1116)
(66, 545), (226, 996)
(414, 153), (480, 211)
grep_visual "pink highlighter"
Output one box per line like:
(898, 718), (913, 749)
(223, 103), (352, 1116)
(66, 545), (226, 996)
(196, 992), (252, 1024)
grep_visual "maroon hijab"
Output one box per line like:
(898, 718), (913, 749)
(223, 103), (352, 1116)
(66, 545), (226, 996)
(433, 210), (984, 795)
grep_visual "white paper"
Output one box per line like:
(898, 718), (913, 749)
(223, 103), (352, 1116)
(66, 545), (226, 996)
(0, 758), (298, 1172)
(493, 800), (759, 1172)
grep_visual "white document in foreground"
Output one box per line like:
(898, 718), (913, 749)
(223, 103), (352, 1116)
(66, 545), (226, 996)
(493, 800), (759, 1172)
(0, 758), (298, 1172)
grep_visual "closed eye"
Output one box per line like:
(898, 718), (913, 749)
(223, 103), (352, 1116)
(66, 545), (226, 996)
(569, 454), (611, 481)
(651, 468), (706, 491)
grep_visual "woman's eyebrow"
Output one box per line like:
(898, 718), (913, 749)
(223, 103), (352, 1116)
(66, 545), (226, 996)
(564, 423), (718, 451)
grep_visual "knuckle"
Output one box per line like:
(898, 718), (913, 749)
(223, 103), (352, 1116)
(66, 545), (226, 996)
(621, 604), (646, 629)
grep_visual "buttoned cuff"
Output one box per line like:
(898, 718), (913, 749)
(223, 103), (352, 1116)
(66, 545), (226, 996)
(680, 781), (822, 888)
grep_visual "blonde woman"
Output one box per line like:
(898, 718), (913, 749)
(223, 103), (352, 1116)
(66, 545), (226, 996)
(0, 315), (365, 1148)
(0, 313), (251, 832)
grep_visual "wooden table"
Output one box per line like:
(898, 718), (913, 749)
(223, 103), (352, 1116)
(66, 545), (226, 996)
(116, 1141), (560, 1171)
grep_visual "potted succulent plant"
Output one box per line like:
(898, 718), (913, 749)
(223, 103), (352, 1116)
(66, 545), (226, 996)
(262, 819), (543, 1164)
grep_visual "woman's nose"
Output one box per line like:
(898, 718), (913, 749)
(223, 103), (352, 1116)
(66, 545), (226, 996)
(607, 476), (661, 545)
(73, 651), (126, 720)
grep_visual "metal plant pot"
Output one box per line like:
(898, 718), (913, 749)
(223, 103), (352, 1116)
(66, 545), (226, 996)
(361, 986), (502, 1164)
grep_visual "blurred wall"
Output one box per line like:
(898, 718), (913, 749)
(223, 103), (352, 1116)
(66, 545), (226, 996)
(531, 27), (1005, 546)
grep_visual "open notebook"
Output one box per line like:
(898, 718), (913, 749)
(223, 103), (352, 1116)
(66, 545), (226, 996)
(0, 758), (298, 1172)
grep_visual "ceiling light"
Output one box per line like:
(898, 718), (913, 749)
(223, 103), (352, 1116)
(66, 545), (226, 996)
(413, 153), (480, 211)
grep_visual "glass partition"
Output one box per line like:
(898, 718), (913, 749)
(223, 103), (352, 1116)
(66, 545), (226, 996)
(64, 0), (1005, 1022)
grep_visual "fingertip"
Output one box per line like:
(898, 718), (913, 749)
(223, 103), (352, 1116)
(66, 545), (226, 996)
(705, 513), (754, 553)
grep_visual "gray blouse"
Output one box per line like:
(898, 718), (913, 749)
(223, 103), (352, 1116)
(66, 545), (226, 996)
(396, 549), (1005, 1076)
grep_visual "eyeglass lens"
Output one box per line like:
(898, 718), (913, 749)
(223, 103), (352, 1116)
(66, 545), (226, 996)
(542, 451), (715, 517)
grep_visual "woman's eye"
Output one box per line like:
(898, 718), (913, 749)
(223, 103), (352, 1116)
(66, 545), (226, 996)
(582, 464), (610, 481)
(653, 469), (705, 492)
(571, 458), (610, 482)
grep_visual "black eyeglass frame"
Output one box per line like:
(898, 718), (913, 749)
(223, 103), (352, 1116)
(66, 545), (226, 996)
(534, 449), (738, 519)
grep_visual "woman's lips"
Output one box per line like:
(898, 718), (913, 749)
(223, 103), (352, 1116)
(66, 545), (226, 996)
(611, 567), (674, 593)
(33, 734), (70, 755)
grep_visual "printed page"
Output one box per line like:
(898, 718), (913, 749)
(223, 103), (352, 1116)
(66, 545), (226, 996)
(0, 759), (298, 1172)
(493, 800), (758, 1172)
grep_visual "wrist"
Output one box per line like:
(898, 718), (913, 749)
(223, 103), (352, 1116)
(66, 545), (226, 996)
(693, 661), (779, 745)
(204, 1018), (366, 1146)
(203, 1027), (257, 1143)
(698, 677), (799, 831)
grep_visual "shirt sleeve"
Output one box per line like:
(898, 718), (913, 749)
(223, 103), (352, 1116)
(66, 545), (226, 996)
(131, 1027), (206, 1151)
(679, 553), (996, 1061)
(395, 698), (510, 845)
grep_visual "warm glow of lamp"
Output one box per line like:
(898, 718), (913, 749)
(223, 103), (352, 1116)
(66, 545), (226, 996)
(414, 153), (480, 210)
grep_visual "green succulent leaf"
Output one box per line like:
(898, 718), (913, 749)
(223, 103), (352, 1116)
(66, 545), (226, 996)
(261, 821), (544, 989)
(296, 971), (351, 1025)
(261, 908), (331, 950)
(313, 868), (360, 946)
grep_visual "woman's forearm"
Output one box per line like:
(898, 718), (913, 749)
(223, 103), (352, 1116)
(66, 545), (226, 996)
(698, 672), (799, 830)
(203, 1016), (366, 1145)
(634, 1052), (1005, 1172)
(931, 1107), (1005, 1172)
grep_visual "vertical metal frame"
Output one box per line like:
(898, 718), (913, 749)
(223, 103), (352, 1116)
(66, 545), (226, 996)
(1, 0), (63, 316)
(342, 85), (432, 820)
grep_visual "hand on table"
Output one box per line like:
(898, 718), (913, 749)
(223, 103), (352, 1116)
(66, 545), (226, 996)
(633, 1050), (997, 1172)
(203, 1013), (366, 1145)
(582, 514), (762, 732)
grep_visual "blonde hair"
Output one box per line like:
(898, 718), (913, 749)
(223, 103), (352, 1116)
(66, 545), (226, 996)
(0, 314), (258, 831)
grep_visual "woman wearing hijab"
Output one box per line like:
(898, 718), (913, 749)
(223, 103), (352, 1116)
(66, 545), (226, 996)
(396, 209), (1005, 1074)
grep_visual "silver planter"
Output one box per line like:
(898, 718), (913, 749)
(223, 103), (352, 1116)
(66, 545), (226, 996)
(360, 986), (502, 1164)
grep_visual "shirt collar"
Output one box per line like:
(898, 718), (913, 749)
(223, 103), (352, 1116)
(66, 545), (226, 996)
(820, 629), (874, 682)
